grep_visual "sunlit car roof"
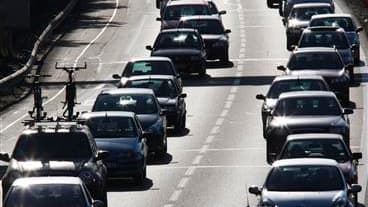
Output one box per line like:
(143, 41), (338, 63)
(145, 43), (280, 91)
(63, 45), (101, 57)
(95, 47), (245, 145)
(273, 158), (338, 167)
(286, 133), (344, 141)
(100, 88), (155, 95)
(79, 111), (136, 119)
(129, 57), (172, 62)
(167, 0), (208, 6)
(292, 3), (331, 9)
(273, 75), (325, 82)
(13, 177), (83, 186)
(278, 90), (336, 100)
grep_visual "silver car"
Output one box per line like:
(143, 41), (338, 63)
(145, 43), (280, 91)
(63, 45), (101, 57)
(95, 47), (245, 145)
(249, 158), (361, 207)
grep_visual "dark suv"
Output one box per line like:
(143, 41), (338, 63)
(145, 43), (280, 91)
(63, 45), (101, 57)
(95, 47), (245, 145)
(0, 123), (108, 203)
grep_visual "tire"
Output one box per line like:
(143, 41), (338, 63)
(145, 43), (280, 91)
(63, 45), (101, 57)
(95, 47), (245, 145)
(341, 87), (350, 106)
(134, 171), (145, 185)
(267, 0), (273, 8)
(156, 137), (167, 157)
(220, 50), (229, 63)
(98, 187), (108, 207)
(354, 49), (360, 65)
(286, 36), (292, 51)
(174, 113), (186, 133)
(199, 62), (206, 77)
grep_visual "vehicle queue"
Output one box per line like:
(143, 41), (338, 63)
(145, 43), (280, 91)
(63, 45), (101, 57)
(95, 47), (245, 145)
(0, 0), (365, 206)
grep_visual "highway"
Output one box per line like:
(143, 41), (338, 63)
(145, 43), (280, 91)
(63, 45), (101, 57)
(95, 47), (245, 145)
(0, 0), (368, 206)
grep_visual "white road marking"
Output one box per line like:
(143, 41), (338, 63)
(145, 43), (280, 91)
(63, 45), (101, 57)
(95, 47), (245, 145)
(178, 177), (190, 189)
(220, 109), (229, 117)
(184, 166), (196, 176)
(230, 87), (238, 93)
(215, 117), (225, 126)
(151, 165), (270, 169)
(169, 190), (183, 202)
(192, 155), (203, 165)
(210, 126), (220, 134)
(200, 145), (209, 154)
(205, 135), (215, 143)
(224, 101), (233, 109)
(178, 147), (264, 152)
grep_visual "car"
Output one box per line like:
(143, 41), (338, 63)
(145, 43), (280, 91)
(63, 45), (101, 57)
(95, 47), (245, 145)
(112, 57), (182, 88)
(298, 27), (354, 67)
(0, 122), (108, 203)
(146, 29), (207, 76)
(92, 88), (168, 156)
(310, 14), (363, 63)
(119, 75), (187, 132)
(285, 3), (333, 50)
(78, 112), (148, 184)
(277, 47), (352, 105)
(178, 15), (231, 63)
(249, 158), (362, 207)
(280, 0), (334, 18)
(157, 0), (212, 29)
(256, 75), (329, 132)
(3, 177), (104, 207)
(276, 133), (362, 184)
(264, 91), (353, 163)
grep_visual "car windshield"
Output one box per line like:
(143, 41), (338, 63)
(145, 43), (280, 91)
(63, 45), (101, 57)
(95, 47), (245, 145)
(273, 96), (341, 116)
(163, 5), (210, 20)
(310, 17), (355, 31)
(85, 117), (138, 138)
(299, 31), (350, 49)
(181, 19), (224, 35)
(291, 7), (332, 21)
(280, 139), (350, 162)
(123, 61), (175, 77)
(266, 165), (344, 191)
(126, 79), (178, 98)
(155, 32), (201, 49)
(287, 52), (344, 70)
(5, 184), (86, 207)
(93, 94), (158, 114)
(267, 79), (327, 99)
(12, 133), (92, 161)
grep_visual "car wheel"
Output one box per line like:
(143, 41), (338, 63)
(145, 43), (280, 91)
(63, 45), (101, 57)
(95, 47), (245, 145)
(354, 48), (360, 65)
(156, 137), (167, 157)
(199, 62), (206, 77)
(98, 187), (108, 207)
(220, 50), (229, 63)
(134, 171), (145, 185)
(267, 0), (273, 8)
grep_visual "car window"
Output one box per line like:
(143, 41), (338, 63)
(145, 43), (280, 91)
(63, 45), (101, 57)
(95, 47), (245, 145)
(267, 80), (327, 98)
(181, 19), (224, 35)
(5, 184), (86, 207)
(13, 133), (92, 161)
(273, 96), (341, 116)
(291, 7), (332, 20)
(299, 32), (350, 49)
(123, 61), (175, 76)
(93, 94), (159, 114)
(163, 5), (210, 20)
(155, 32), (202, 49)
(85, 117), (138, 138)
(208, 1), (218, 14)
(280, 139), (350, 162)
(126, 79), (178, 98)
(310, 17), (355, 31)
(266, 166), (344, 191)
(287, 52), (344, 70)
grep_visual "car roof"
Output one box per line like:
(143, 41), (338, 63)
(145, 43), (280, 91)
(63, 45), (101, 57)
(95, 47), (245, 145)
(293, 47), (337, 54)
(129, 57), (172, 63)
(304, 26), (344, 32)
(286, 133), (344, 141)
(273, 75), (325, 82)
(273, 158), (338, 167)
(126, 75), (176, 81)
(292, 3), (331, 9)
(167, 0), (208, 6)
(278, 90), (336, 99)
(180, 15), (222, 22)
(160, 28), (198, 34)
(99, 88), (155, 95)
(311, 13), (352, 20)
(79, 111), (136, 120)
(13, 177), (83, 186)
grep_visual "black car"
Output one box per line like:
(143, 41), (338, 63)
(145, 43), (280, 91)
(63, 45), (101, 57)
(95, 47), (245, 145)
(256, 75), (329, 133)
(264, 91), (353, 163)
(285, 3), (333, 50)
(120, 75), (187, 132)
(277, 47), (351, 105)
(4, 177), (104, 207)
(78, 112), (148, 184)
(178, 15), (231, 63)
(280, 0), (334, 18)
(0, 122), (108, 203)
(277, 133), (362, 184)
(92, 88), (168, 156)
(146, 28), (207, 76)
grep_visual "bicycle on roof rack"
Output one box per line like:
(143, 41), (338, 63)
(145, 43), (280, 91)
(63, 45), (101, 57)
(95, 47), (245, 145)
(26, 73), (51, 122)
(55, 62), (87, 121)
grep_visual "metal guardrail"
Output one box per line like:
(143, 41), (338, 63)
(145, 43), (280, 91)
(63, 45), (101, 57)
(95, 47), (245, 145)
(0, 0), (80, 94)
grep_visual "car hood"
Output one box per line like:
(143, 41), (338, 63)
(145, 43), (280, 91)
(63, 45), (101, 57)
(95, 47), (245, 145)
(137, 114), (159, 129)
(262, 190), (345, 207)
(161, 20), (180, 29)
(288, 20), (309, 29)
(288, 69), (344, 78)
(271, 116), (346, 128)
(152, 49), (201, 57)
(14, 160), (85, 175)
(158, 97), (177, 106)
(202, 34), (227, 41)
(96, 138), (138, 154)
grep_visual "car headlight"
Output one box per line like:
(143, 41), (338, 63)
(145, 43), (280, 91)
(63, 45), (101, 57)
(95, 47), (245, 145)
(79, 171), (96, 185)
(213, 41), (226, 47)
(190, 56), (201, 61)
(329, 127), (346, 134)
(333, 198), (347, 207)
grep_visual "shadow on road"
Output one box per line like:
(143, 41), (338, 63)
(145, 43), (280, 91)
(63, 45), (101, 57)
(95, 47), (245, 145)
(148, 153), (173, 165)
(206, 61), (234, 69)
(182, 75), (276, 87)
(107, 178), (153, 192)
(167, 128), (190, 137)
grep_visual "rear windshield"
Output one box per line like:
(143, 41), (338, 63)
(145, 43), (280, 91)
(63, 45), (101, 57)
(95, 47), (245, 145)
(123, 61), (175, 77)
(267, 79), (327, 99)
(163, 5), (210, 20)
(287, 52), (343, 70)
(126, 79), (178, 98)
(299, 31), (350, 49)
(310, 17), (355, 31)
(155, 32), (202, 49)
(291, 7), (332, 21)
(180, 19), (224, 35)
(85, 117), (138, 138)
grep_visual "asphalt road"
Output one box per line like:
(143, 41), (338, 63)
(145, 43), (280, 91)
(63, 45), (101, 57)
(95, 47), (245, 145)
(0, 0), (368, 206)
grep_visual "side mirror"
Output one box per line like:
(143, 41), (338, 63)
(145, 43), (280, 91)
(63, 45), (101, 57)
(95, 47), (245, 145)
(352, 152), (362, 160)
(343, 108), (354, 115)
(349, 184), (362, 194)
(160, 108), (168, 116)
(180, 93), (187, 98)
(146, 45), (153, 51)
(290, 45), (297, 50)
(356, 26), (363, 33)
(345, 63), (354, 70)
(143, 131), (153, 138)
(219, 10), (227, 15)
(92, 200), (105, 207)
(269, 153), (277, 164)
(225, 29), (231, 34)
(112, 74), (121, 79)
(248, 185), (261, 195)
(96, 150), (109, 161)
(0, 153), (10, 162)
(256, 94), (266, 100)
(277, 65), (286, 71)
(156, 17), (162, 21)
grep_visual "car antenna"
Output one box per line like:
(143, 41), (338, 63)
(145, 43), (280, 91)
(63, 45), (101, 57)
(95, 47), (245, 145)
(245, 184), (250, 207)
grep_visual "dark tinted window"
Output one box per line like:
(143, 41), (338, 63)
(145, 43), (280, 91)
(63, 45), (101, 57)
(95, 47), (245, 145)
(86, 117), (138, 138)
(287, 52), (344, 70)
(290, 7), (332, 20)
(155, 32), (202, 49)
(93, 94), (158, 114)
(13, 133), (92, 161)
(208, 1), (218, 14)
(5, 184), (87, 207)
(181, 19), (224, 35)
(267, 79), (327, 99)
(280, 139), (350, 162)
(163, 5), (210, 20)
(310, 17), (355, 31)
(266, 166), (344, 191)
(123, 61), (175, 77)
(126, 79), (178, 98)
(274, 96), (341, 116)
(299, 31), (350, 49)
